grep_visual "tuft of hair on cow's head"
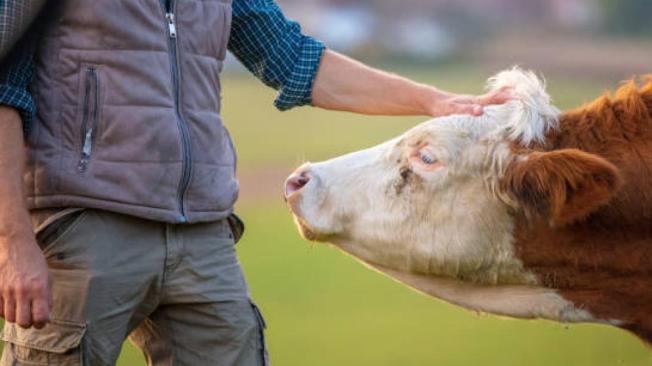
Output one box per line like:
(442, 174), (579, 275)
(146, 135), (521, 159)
(499, 149), (623, 226)
(486, 67), (560, 146)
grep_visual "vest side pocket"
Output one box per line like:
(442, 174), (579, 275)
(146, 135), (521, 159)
(77, 65), (101, 173)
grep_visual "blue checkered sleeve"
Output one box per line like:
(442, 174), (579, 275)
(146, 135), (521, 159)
(229, 0), (326, 111)
(0, 48), (35, 128)
(0, 0), (37, 128)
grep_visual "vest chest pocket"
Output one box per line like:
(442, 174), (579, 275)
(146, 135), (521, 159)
(77, 65), (102, 173)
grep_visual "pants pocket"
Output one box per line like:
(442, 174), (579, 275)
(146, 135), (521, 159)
(249, 301), (269, 366)
(35, 209), (87, 253)
(1, 319), (87, 366)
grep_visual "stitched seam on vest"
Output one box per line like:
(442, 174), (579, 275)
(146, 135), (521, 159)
(58, 48), (220, 59)
(28, 194), (173, 211)
(26, 195), (232, 215)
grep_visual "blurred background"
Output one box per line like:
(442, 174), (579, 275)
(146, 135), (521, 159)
(233, 0), (652, 80)
(4, 0), (652, 365)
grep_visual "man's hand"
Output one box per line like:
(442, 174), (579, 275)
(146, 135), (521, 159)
(0, 106), (52, 329)
(0, 235), (52, 329)
(425, 86), (514, 117)
(312, 50), (513, 117)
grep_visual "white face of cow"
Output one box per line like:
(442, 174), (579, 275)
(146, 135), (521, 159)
(288, 119), (525, 283)
(286, 69), (556, 280)
(286, 68), (560, 287)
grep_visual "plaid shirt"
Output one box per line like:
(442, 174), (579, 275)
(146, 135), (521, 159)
(0, 0), (325, 128)
(0, 0), (37, 127)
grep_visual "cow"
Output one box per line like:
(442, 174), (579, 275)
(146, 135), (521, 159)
(283, 68), (652, 345)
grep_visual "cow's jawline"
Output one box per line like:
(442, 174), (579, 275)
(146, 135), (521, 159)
(367, 262), (622, 325)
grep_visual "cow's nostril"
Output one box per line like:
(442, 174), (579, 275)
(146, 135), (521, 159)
(285, 172), (311, 198)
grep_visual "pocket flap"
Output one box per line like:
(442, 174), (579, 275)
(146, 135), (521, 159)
(1, 319), (86, 354)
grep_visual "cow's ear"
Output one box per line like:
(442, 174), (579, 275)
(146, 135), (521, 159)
(500, 149), (622, 226)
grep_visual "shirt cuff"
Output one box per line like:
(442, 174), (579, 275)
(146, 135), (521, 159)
(273, 36), (325, 111)
(0, 84), (36, 131)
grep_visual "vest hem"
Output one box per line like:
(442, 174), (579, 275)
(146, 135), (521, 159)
(27, 195), (233, 224)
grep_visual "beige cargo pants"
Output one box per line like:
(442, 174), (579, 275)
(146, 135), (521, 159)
(0, 208), (268, 366)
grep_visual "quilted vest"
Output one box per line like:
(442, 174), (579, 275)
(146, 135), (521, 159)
(25, 0), (237, 223)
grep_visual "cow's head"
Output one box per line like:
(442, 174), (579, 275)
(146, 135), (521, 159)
(284, 68), (622, 288)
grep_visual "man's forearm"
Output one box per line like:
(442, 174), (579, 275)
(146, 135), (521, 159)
(311, 50), (512, 117)
(0, 106), (52, 329)
(311, 50), (437, 116)
(0, 106), (32, 242)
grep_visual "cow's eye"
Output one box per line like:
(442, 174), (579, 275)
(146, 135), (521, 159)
(419, 150), (437, 165)
(408, 146), (441, 171)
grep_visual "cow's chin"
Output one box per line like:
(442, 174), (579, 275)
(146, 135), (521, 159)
(287, 191), (340, 242)
(292, 215), (333, 242)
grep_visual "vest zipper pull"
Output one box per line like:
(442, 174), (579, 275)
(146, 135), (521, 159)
(166, 13), (177, 38)
(78, 129), (93, 172)
(82, 129), (93, 157)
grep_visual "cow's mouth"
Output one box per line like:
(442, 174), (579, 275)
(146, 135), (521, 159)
(294, 216), (319, 241)
(293, 215), (329, 242)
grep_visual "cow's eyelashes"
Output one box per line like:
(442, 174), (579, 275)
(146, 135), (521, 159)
(407, 146), (441, 171)
(418, 148), (437, 165)
(419, 150), (437, 165)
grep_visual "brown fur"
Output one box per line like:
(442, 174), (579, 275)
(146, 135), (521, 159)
(502, 76), (652, 344)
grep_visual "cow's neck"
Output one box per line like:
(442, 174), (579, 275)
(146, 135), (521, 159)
(514, 85), (652, 343)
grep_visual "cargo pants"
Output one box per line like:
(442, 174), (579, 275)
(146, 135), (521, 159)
(0, 208), (269, 366)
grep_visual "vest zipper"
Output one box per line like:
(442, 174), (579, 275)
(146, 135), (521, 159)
(161, 0), (192, 223)
(78, 66), (99, 173)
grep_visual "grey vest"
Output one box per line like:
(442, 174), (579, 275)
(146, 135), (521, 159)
(25, 0), (237, 223)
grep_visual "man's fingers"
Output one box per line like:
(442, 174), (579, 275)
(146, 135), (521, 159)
(31, 297), (51, 329)
(479, 87), (516, 106)
(33, 281), (52, 328)
(1, 285), (52, 328)
(454, 103), (483, 116)
(16, 294), (33, 328)
(438, 87), (514, 117)
(4, 296), (16, 323)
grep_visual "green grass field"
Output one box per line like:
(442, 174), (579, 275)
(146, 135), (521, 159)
(6, 65), (652, 365)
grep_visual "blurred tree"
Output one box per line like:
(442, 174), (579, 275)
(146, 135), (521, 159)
(600, 0), (652, 35)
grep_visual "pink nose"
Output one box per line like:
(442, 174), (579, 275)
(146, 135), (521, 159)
(285, 170), (311, 198)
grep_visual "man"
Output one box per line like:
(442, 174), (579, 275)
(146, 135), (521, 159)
(0, 0), (511, 365)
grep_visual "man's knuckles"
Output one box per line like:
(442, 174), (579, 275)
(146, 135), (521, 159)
(2, 280), (48, 297)
(28, 280), (47, 295)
